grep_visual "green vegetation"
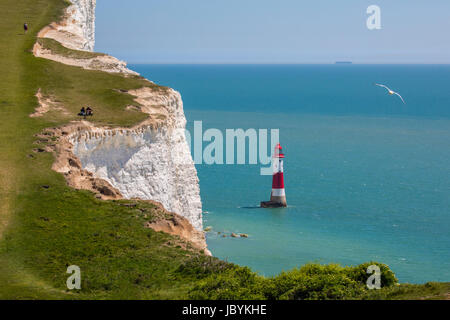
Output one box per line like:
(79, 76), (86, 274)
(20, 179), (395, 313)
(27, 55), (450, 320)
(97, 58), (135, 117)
(37, 38), (106, 59)
(187, 262), (394, 300)
(186, 260), (449, 300)
(364, 282), (450, 300)
(0, 0), (202, 299)
(0, 0), (448, 300)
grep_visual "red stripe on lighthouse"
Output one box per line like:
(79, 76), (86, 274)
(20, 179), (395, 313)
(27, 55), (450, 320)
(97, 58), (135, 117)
(272, 172), (285, 189)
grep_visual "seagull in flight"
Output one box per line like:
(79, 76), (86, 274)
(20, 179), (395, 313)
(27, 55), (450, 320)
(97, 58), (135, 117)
(375, 84), (406, 104)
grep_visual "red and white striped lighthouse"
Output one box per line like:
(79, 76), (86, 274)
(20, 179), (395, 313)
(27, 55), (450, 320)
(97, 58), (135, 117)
(261, 143), (287, 208)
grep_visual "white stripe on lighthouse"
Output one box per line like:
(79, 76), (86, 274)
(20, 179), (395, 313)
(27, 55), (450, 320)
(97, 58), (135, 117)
(271, 188), (285, 197)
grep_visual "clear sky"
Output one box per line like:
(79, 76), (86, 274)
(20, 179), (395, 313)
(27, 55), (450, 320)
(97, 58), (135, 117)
(95, 0), (450, 64)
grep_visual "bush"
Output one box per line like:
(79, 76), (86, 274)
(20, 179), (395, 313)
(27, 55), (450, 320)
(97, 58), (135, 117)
(279, 274), (365, 300)
(189, 266), (265, 300)
(345, 261), (398, 288)
(262, 264), (364, 300)
(187, 261), (398, 300)
(175, 256), (233, 279)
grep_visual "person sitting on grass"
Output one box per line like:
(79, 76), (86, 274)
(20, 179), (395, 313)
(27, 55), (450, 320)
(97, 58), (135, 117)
(78, 107), (86, 117)
(86, 106), (93, 116)
(24, 23), (28, 34)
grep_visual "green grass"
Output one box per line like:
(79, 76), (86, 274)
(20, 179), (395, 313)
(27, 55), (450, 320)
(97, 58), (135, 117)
(0, 0), (207, 299)
(0, 0), (448, 300)
(37, 38), (106, 59)
(364, 282), (450, 300)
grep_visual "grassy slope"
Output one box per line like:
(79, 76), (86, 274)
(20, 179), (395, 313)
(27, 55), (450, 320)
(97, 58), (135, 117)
(0, 0), (207, 300)
(0, 0), (447, 300)
(366, 282), (450, 300)
(37, 38), (107, 59)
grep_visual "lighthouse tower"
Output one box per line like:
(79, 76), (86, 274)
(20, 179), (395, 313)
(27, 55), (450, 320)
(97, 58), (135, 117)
(261, 143), (287, 208)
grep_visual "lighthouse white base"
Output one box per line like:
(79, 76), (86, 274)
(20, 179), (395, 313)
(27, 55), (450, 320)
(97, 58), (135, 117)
(271, 188), (285, 197)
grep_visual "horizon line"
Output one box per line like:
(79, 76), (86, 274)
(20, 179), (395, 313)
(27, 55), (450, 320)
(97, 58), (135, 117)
(126, 62), (450, 66)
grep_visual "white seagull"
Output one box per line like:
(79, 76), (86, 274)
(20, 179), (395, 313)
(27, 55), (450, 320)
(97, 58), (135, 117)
(375, 84), (406, 104)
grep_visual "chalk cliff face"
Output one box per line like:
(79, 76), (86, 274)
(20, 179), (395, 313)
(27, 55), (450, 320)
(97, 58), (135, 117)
(71, 90), (203, 230)
(35, 0), (137, 75)
(38, 1), (204, 231)
(68, 0), (96, 51)
(47, 0), (96, 51)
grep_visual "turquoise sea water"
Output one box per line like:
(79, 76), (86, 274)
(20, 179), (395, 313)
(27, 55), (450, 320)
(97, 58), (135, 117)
(131, 64), (450, 283)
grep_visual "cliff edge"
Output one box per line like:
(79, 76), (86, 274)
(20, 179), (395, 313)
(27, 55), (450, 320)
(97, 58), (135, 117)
(32, 0), (206, 250)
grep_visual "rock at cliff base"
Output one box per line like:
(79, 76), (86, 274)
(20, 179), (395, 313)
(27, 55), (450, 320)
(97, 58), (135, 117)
(146, 212), (211, 255)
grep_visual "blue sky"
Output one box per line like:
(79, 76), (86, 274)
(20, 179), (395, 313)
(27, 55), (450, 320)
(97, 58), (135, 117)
(95, 0), (450, 64)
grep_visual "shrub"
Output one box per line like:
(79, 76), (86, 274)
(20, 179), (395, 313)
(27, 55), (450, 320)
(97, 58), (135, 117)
(346, 261), (398, 288)
(187, 261), (398, 300)
(279, 273), (365, 300)
(262, 264), (364, 300)
(175, 256), (233, 279)
(189, 266), (265, 300)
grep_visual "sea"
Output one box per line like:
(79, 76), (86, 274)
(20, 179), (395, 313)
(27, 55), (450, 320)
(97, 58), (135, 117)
(130, 64), (450, 284)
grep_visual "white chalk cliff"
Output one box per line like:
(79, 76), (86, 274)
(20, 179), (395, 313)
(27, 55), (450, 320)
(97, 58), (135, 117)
(35, 0), (137, 75)
(37, 0), (203, 231)
(43, 0), (96, 51)
(71, 91), (203, 230)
